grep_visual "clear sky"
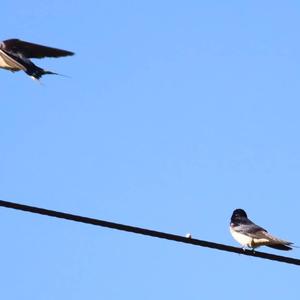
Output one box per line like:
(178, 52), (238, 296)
(1, 1), (299, 299)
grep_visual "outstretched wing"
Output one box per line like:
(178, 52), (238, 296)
(1, 39), (74, 58)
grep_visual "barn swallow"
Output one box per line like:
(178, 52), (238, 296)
(0, 38), (74, 80)
(230, 209), (293, 251)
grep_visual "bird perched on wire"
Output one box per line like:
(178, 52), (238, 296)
(0, 38), (74, 80)
(230, 208), (293, 251)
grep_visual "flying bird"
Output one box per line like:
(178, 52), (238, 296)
(230, 208), (293, 251)
(0, 38), (74, 80)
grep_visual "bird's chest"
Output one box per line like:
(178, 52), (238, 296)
(0, 51), (12, 69)
(230, 227), (254, 247)
(0, 50), (23, 71)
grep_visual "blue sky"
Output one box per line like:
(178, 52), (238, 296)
(1, 1), (299, 299)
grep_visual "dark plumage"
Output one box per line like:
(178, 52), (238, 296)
(230, 208), (293, 251)
(0, 38), (74, 80)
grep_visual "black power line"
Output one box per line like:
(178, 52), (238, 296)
(0, 199), (299, 266)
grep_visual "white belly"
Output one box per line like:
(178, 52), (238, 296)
(0, 50), (24, 71)
(0, 51), (12, 68)
(230, 227), (270, 248)
(230, 227), (253, 247)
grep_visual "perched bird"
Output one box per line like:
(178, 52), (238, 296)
(230, 208), (293, 251)
(0, 38), (74, 80)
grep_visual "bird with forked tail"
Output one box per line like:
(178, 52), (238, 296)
(0, 38), (74, 80)
(230, 209), (294, 251)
